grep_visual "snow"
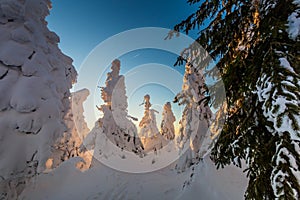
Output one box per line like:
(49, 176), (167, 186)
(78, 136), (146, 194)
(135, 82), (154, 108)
(19, 156), (248, 200)
(279, 57), (296, 73)
(71, 88), (90, 138)
(261, 0), (276, 15)
(287, 0), (300, 40)
(271, 141), (300, 198)
(255, 74), (272, 102)
(291, 141), (300, 183)
(255, 71), (300, 140)
(138, 95), (159, 138)
(0, 0), (77, 197)
(0, 40), (33, 66)
(48, 88), (92, 171)
(0, 0), (24, 20)
(174, 61), (216, 171)
(160, 102), (176, 140)
(281, 80), (296, 87)
(11, 25), (32, 44)
(255, 53), (300, 198)
(0, 68), (18, 111)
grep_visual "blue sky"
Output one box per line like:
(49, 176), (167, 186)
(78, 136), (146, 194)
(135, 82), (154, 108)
(46, 0), (199, 129)
(47, 0), (198, 69)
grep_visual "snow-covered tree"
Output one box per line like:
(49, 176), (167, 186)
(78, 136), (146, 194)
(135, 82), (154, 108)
(138, 94), (168, 153)
(0, 0), (77, 198)
(49, 89), (91, 171)
(160, 102), (176, 140)
(139, 94), (160, 138)
(174, 62), (212, 172)
(71, 89), (90, 138)
(170, 0), (300, 198)
(82, 59), (144, 162)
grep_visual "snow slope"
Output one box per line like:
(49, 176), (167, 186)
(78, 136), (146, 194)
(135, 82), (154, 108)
(20, 156), (247, 200)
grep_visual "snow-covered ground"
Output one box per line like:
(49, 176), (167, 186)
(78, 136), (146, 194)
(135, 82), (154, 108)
(20, 156), (247, 200)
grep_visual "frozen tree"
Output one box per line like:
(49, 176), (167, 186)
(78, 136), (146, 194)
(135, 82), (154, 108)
(0, 0), (77, 198)
(82, 60), (144, 162)
(160, 102), (176, 140)
(71, 89), (90, 138)
(49, 89), (91, 171)
(138, 94), (168, 153)
(100, 59), (121, 108)
(139, 94), (160, 138)
(174, 62), (212, 172)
